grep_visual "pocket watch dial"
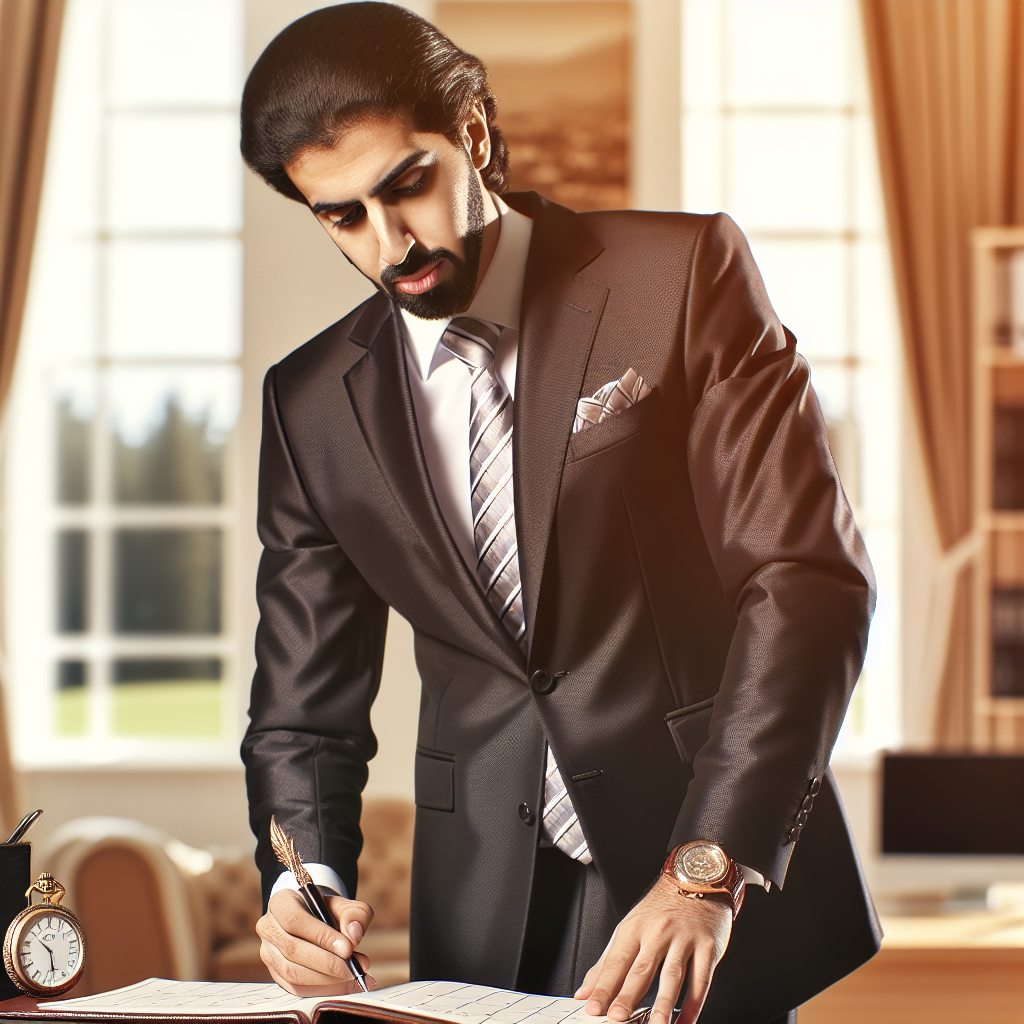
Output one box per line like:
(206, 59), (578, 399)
(18, 912), (83, 990)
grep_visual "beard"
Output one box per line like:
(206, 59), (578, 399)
(378, 163), (485, 320)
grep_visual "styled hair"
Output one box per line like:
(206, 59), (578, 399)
(240, 2), (510, 202)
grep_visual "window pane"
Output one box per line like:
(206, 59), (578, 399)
(682, 0), (723, 109)
(109, 0), (242, 107)
(747, 239), (848, 360)
(107, 239), (241, 359)
(56, 530), (89, 633)
(114, 528), (221, 633)
(55, 385), (93, 504)
(728, 114), (848, 232)
(111, 658), (222, 737)
(729, 0), (849, 108)
(110, 366), (239, 504)
(107, 113), (241, 233)
(55, 660), (88, 736)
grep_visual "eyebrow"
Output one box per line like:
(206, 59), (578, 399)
(310, 150), (431, 215)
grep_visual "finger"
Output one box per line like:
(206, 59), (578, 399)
(676, 950), (716, 1024)
(606, 942), (670, 1022)
(257, 909), (353, 981)
(648, 945), (689, 1024)
(584, 933), (642, 1016)
(331, 899), (375, 956)
(260, 935), (375, 995)
(575, 956), (606, 1000)
(269, 890), (369, 960)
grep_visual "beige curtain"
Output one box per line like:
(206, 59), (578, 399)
(861, 0), (1024, 747)
(0, 0), (66, 832)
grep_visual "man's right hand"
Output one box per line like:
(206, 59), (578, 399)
(256, 889), (376, 996)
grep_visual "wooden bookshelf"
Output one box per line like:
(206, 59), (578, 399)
(971, 227), (1024, 750)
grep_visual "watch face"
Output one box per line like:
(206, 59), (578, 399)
(5, 906), (87, 997)
(676, 843), (729, 885)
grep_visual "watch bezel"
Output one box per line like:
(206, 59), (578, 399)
(672, 841), (731, 886)
(3, 902), (88, 998)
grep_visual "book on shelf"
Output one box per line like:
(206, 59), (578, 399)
(992, 405), (1024, 509)
(990, 587), (1024, 697)
(0, 978), (650, 1024)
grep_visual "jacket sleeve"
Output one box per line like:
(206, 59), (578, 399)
(242, 364), (389, 907)
(669, 213), (876, 888)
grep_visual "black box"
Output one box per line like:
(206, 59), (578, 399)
(882, 753), (1024, 854)
(0, 843), (31, 999)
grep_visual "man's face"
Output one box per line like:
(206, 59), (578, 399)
(286, 112), (491, 319)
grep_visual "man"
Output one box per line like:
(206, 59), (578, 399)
(240, 6), (880, 1024)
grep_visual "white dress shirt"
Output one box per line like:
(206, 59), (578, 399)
(271, 193), (763, 900)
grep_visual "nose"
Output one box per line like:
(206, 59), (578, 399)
(368, 206), (415, 268)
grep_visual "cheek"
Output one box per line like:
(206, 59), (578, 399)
(329, 230), (382, 282)
(449, 170), (471, 239)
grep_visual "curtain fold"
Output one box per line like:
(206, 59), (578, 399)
(0, 0), (66, 832)
(861, 0), (1024, 747)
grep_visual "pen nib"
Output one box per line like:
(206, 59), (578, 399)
(269, 815), (313, 888)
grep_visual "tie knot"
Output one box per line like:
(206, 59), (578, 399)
(442, 317), (501, 369)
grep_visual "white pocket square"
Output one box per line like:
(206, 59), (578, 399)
(573, 367), (653, 434)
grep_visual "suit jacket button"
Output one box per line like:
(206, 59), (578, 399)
(808, 776), (822, 796)
(519, 802), (535, 825)
(530, 670), (555, 694)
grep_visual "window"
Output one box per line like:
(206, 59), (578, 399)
(5, 0), (244, 765)
(681, 0), (902, 752)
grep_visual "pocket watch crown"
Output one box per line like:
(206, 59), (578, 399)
(26, 871), (65, 904)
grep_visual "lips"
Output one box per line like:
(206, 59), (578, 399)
(393, 259), (443, 295)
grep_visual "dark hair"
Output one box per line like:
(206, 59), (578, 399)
(240, 3), (510, 202)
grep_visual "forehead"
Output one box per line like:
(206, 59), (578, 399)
(286, 114), (450, 205)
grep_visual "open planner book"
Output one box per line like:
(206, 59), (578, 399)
(0, 979), (651, 1024)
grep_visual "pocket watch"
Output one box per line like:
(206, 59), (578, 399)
(3, 872), (87, 998)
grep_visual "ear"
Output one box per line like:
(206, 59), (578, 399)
(462, 99), (492, 172)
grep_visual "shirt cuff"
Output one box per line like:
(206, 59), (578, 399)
(270, 862), (349, 900)
(738, 863), (766, 889)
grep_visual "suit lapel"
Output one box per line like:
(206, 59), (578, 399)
(345, 293), (526, 675)
(506, 194), (608, 652)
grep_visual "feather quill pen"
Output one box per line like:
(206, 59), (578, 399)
(270, 816), (313, 887)
(268, 815), (369, 992)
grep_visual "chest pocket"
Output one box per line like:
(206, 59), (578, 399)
(566, 387), (664, 463)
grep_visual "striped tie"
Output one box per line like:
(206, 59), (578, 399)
(441, 317), (591, 866)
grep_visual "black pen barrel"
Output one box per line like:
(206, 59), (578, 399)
(299, 881), (369, 992)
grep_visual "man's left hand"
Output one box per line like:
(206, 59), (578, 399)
(574, 875), (733, 1024)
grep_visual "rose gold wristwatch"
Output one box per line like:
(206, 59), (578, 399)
(661, 841), (746, 920)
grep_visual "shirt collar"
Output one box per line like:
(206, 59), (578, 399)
(401, 193), (534, 381)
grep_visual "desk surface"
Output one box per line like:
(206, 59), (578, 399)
(879, 911), (1024, 948)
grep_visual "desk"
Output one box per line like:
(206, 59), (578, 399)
(800, 911), (1024, 1024)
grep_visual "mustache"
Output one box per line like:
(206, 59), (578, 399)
(379, 245), (464, 288)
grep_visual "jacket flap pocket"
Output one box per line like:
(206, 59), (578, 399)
(415, 749), (455, 811)
(665, 697), (714, 764)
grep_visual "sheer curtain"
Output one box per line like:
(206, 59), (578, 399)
(0, 0), (66, 830)
(860, 0), (1024, 745)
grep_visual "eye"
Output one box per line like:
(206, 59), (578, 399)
(330, 205), (365, 229)
(390, 167), (428, 198)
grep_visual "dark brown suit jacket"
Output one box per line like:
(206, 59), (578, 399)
(243, 192), (881, 1022)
